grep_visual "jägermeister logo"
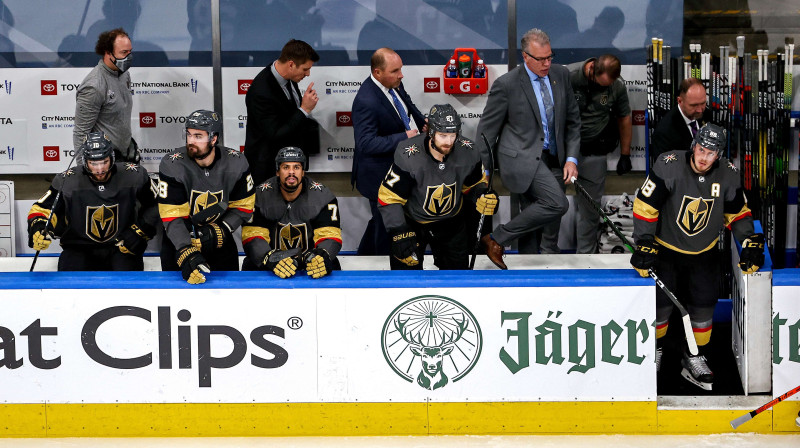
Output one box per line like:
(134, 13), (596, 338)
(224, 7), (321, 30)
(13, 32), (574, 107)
(381, 295), (481, 390)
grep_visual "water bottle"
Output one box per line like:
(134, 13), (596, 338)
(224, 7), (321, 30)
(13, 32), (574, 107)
(458, 54), (472, 78)
(473, 59), (486, 78)
(446, 59), (458, 78)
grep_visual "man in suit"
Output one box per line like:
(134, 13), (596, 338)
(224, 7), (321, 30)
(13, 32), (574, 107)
(476, 28), (581, 268)
(244, 39), (320, 185)
(351, 47), (427, 255)
(651, 77), (710, 161)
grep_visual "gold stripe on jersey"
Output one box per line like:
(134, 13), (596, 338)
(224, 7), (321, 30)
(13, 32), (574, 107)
(28, 204), (58, 228)
(378, 185), (407, 206)
(158, 203), (191, 220)
(229, 193), (256, 213)
(241, 225), (271, 244)
(633, 199), (659, 221)
(655, 236), (718, 255)
(461, 171), (488, 193)
(723, 204), (752, 227)
(313, 226), (342, 245)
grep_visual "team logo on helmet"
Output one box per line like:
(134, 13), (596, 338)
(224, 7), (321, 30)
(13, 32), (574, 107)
(381, 295), (482, 390)
(277, 222), (308, 251)
(423, 182), (456, 216)
(676, 195), (715, 236)
(86, 204), (118, 243)
(189, 190), (224, 224)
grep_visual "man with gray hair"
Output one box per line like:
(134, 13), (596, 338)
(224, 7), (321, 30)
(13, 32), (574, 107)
(476, 28), (581, 267)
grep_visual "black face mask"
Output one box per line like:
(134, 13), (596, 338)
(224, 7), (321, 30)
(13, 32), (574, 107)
(113, 53), (133, 73)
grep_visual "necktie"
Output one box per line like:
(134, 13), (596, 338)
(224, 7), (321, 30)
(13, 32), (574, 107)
(537, 77), (556, 156)
(287, 81), (299, 107)
(689, 120), (699, 137)
(389, 89), (411, 131)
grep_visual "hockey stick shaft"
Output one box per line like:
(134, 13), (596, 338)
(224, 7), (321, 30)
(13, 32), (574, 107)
(730, 383), (800, 429)
(470, 133), (496, 270)
(570, 176), (699, 355)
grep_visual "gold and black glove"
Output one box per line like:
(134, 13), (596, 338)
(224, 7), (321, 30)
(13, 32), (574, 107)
(306, 248), (335, 279)
(263, 248), (302, 279)
(476, 192), (499, 215)
(177, 246), (211, 285)
(739, 233), (765, 275)
(193, 222), (228, 250)
(115, 224), (150, 256)
(391, 229), (419, 267)
(630, 239), (659, 277)
(28, 217), (53, 251)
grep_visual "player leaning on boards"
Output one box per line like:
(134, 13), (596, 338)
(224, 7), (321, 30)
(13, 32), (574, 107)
(377, 104), (497, 270)
(157, 110), (255, 284)
(241, 147), (342, 279)
(27, 132), (158, 270)
(631, 123), (764, 391)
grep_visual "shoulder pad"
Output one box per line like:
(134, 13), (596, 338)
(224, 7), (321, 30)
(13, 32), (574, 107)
(258, 180), (274, 192)
(124, 162), (141, 172)
(307, 180), (326, 191)
(60, 168), (76, 178)
(458, 137), (474, 149)
(658, 152), (680, 165)
(165, 151), (184, 163)
(401, 141), (421, 158)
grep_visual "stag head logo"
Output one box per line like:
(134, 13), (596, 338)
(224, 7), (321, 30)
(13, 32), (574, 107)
(381, 295), (482, 390)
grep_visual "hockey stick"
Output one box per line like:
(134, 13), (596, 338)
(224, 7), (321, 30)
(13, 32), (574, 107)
(570, 176), (699, 355)
(469, 133), (496, 270)
(730, 383), (800, 429)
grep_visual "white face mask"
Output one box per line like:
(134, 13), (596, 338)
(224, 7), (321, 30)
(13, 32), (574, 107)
(113, 53), (132, 73)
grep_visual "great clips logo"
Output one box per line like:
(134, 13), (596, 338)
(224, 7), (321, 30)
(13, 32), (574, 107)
(41, 80), (57, 95)
(238, 79), (253, 95)
(336, 111), (352, 127)
(43, 146), (60, 161)
(423, 77), (440, 93)
(140, 112), (156, 128)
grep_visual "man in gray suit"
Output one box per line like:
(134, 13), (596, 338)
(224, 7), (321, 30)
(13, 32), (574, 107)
(477, 28), (581, 268)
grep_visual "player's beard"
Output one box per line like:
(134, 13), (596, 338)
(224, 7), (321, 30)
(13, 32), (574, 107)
(280, 175), (300, 193)
(188, 143), (213, 162)
(90, 170), (110, 182)
(430, 139), (453, 158)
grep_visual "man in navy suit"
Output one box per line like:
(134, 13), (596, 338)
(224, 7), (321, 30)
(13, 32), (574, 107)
(245, 39), (321, 185)
(352, 48), (426, 255)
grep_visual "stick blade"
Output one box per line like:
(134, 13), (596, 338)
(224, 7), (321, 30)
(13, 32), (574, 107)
(682, 314), (699, 355)
(730, 412), (753, 430)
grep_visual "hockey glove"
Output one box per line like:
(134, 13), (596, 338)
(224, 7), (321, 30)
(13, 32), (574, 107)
(630, 239), (659, 277)
(115, 224), (150, 256)
(738, 233), (765, 274)
(616, 154), (632, 175)
(391, 229), (419, 267)
(177, 246), (211, 285)
(306, 248), (335, 279)
(263, 248), (302, 279)
(28, 217), (53, 251)
(193, 222), (228, 250)
(476, 192), (499, 215)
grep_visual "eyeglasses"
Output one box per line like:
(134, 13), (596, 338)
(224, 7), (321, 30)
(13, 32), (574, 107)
(524, 50), (555, 62)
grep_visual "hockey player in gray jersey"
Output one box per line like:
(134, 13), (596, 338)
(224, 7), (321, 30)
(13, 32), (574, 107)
(378, 104), (498, 270)
(27, 132), (158, 270)
(157, 110), (255, 284)
(631, 123), (764, 390)
(241, 147), (342, 279)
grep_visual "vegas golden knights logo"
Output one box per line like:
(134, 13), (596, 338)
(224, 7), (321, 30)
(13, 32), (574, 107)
(189, 190), (224, 224)
(423, 182), (456, 216)
(677, 195), (714, 236)
(277, 222), (308, 251)
(86, 204), (118, 243)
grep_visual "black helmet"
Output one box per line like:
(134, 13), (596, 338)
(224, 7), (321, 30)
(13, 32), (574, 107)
(427, 104), (461, 137)
(275, 146), (307, 171)
(81, 132), (115, 167)
(693, 123), (726, 154)
(186, 109), (222, 142)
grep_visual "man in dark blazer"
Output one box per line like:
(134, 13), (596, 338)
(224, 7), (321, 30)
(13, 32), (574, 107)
(351, 48), (427, 255)
(651, 77), (711, 161)
(245, 39), (321, 185)
(476, 28), (581, 268)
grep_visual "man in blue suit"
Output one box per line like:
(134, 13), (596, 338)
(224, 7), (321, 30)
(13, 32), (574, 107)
(352, 47), (426, 255)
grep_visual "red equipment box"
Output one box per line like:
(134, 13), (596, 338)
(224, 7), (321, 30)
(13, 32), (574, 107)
(442, 48), (488, 95)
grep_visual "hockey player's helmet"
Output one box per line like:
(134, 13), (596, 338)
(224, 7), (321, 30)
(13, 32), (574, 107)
(275, 146), (307, 171)
(81, 131), (115, 167)
(692, 123), (726, 154)
(427, 104), (461, 138)
(185, 109), (222, 142)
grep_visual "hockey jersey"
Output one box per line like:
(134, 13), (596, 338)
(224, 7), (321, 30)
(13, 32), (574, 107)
(157, 146), (255, 250)
(377, 134), (487, 232)
(633, 151), (754, 254)
(27, 162), (158, 247)
(241, 176), (341, 263)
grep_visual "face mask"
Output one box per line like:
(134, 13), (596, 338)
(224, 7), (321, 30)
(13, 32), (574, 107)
(113, 53), (132, 73)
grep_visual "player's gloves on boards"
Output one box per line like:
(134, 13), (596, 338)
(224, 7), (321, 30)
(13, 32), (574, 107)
(177, 246), (211, 285)
(630, 238), (659, 277)
(616, 154), (632, 175)
(263, 248), (303, 279)
(115, 224), (150, 256)
(192, 222), (228, 250)
(391, 229), (419, 267)
(306, 248), (334, 279)
(739, 233), (765, 274)
(476, 192), (499, 215)
(28, 217), (53, 251)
